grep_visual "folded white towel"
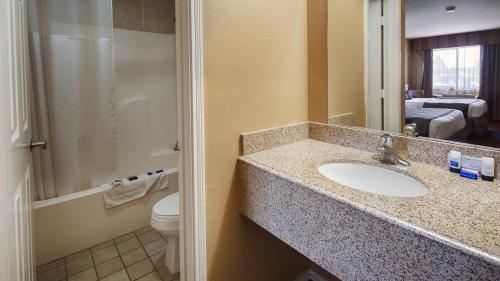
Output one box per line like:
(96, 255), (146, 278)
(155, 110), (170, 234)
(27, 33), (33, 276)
(101, 170), (169, 208)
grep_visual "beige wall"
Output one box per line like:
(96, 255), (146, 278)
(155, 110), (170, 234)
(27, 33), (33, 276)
(327, 0), (365, 126)
(203, 0), (311, 280)
(308, 0), (328, 123)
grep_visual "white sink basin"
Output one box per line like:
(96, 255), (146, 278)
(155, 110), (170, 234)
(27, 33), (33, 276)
(318, 163), (427, 197)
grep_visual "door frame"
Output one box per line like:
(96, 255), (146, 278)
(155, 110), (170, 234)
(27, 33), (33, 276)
(176, 0), (207, 280)
(0, 0), (207, 279)
(0, 0), (11, 278)
(364, 0), (383, 130)
(363, 0), (404, 133)
(384, 0), (404, 133)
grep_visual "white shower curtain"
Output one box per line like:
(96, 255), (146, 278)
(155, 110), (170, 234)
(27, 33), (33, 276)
(29, 0), (117, 200)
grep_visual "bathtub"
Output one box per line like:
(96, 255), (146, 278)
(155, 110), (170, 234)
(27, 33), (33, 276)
(33, 168), (178, 265)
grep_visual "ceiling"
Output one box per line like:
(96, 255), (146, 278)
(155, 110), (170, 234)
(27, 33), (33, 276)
(406, 0), (500, 39)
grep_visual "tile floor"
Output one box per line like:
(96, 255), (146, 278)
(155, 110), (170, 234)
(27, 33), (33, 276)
(36, 226), (180, 281)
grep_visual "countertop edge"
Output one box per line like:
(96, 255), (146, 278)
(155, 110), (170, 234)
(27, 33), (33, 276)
(238, 155), (500, 267)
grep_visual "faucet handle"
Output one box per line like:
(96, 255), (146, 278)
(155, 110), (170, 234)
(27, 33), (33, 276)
(403, 123), (417, 137)
(379, 133), (394, 147)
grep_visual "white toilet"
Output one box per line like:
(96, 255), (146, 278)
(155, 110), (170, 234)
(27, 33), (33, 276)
(151, 192), (180, 273)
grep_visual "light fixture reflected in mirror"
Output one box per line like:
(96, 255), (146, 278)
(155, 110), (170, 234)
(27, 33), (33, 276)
(445, 6), (456, 13)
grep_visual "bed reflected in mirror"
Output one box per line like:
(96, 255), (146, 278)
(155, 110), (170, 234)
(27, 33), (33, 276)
(404, 0), (500, 147)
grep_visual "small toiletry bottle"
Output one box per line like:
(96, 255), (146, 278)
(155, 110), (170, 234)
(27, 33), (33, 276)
(481, 157), (495, 182)
(448, 151), (461, 173)
(460, 168), (478, 180)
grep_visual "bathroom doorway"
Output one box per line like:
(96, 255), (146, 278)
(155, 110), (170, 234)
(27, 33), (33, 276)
(0, 0), (205, 280)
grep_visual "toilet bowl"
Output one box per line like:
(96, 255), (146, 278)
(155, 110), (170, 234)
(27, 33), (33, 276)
(151, 192), (179, 273)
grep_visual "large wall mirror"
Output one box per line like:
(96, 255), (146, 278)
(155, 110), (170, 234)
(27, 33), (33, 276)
(314, 0), (500, 149)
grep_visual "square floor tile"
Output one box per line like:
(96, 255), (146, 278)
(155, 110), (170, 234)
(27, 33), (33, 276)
(100, 269), (130, 281)
(121, 247), (148, 266)
(37, 265), (66, 281)
(143, 239), (166, 257)
(115, 232), (136, 244)
(96, 256), (124, 278)
(37, 258), (65, 274)
(93, 246), (119, 265)
(157, 267), (177, 281)
(117, 237), (141, 255)
(67, 255), (93, 276)
(40, 225), (175, 281)
(138, 230), (161, 246)
(68, 267), (98, 281)
(91, 240), (114, 253)
(149, 251), (165, 269)
(135, 226), (153, 235)
(65, 249), (91, 263)
(137, 271), (162, 281)
(126, 258), (154, 280)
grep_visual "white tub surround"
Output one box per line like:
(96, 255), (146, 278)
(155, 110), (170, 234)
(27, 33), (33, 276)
(114, 28), (178, 179)
(238, 123), (500, 280)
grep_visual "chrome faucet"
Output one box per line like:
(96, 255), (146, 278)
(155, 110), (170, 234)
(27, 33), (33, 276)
(373, 133), (410, 166)
(403, 123), (417, 137)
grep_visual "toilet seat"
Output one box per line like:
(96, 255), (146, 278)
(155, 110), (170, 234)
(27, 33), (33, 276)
(152, 192), (179, 219)
(151, 192), (179, 235)
(152, 212), (178, 221)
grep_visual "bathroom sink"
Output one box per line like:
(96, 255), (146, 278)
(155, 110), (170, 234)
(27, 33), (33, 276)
(317, 163), (427, 197)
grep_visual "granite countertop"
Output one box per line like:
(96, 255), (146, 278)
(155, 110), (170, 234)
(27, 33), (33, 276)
(239, 139), (500, 266)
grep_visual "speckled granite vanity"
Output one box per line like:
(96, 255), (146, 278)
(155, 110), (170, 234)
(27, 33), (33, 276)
(238, 122), (500, 280)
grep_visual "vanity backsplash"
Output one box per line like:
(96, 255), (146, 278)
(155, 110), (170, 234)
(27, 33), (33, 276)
(241, 122), (500, 176)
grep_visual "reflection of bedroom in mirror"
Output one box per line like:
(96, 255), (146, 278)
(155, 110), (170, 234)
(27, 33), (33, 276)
(404, 0), (500, 147)
(320, 0), (500, 149)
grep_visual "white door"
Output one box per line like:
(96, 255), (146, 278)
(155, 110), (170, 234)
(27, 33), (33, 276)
(366, 0), (384, 130)
(383, 0), (403, 133)
(365, 0), (403, 132)
(0, 0), (35, 280)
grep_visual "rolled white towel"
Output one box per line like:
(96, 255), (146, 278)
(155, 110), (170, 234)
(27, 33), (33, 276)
(101, 170), (169, 208)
